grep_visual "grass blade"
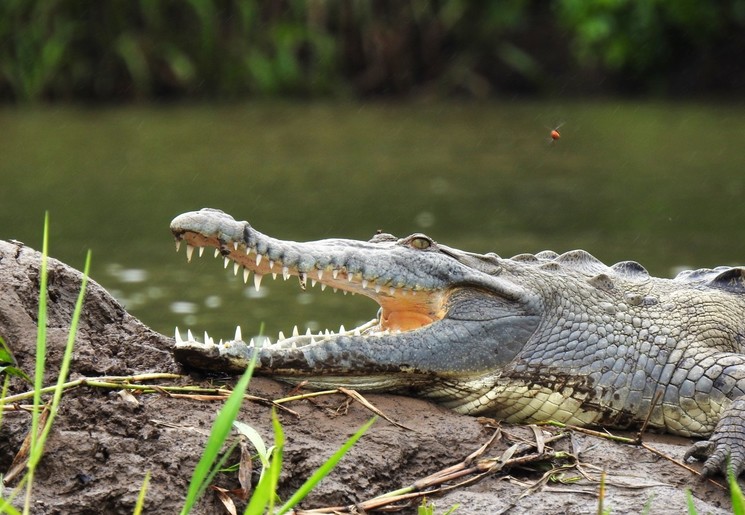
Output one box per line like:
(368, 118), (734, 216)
(276, 416), (377, 515)
(133, 470), (151, 515)
(23, 212), (50, 515)
(243, 409), (284, 515)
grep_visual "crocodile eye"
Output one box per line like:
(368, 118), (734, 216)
(409, 236), (432, 250)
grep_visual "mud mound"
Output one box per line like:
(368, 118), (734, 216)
(0, 240), (736, 514)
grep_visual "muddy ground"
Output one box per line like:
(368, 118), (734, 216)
(0, 239), (739, 514)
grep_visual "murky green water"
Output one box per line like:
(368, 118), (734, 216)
(2, 101), (745, 342)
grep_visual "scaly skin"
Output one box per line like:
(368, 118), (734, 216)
(170, 208), (745, 477)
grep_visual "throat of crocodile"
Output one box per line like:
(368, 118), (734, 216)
(379, 296), (445, 332)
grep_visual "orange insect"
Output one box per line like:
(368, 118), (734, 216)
(547, 123), (564, 144)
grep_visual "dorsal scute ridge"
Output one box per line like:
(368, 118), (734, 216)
(611, 261), (650, 280)
(554, 249), (609, 275)
(675, 266), (745, 292)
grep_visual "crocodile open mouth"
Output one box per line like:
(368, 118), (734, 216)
(172, 230), (448, 347)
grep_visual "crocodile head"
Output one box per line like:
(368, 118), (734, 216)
(171, 208), (542, 402)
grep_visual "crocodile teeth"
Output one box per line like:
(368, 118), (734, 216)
(269, 259), (274, 269)
(243, 268), (250, 283)
(362, 279), (368, 289)
(187, 329), (194, 341)
(233, 242), (239, 251)
(256, 254), (262, 266)
(320, 283), (327, 291)
(198, 247), (205, 257)
(317, 269), (323, 280)
(278, 330), (286, 340)
(292, 325), (299, 336)
(332, 269), (339, 279)
(186, 245), (195, 262)
(234, 326), (242, 341)
(254, 273), (264, 291)
(175, 240), (182, 252)
(339, 324), (346, 333)
(282, 267), (290, 280)
(174, 327), (183, 343)
(233, 261), (240, 276)
(224, 257), (230, 269)
(214, 248), (220, 258)
(311, 279), (317, 288)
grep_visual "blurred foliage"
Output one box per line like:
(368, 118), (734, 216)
(1, 0), (744, 102)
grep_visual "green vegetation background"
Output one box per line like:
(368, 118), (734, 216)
(3, 0), (745, 103)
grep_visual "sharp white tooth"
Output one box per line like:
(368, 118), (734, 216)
(269, 259), (274, 269)
(175, 327), (182, 343)
(324, 329), (330, 336)
(199, 247), (205, 257)
(339, 325), (346, 333)
(235, 326), (242, 341)
(362, 279), (368, 289)
(219, 339), (224, 345)
(224, 257), (230, 268)
(321, 283), (327, 291)
(293, 325), (299, 336)
(272, 272), (278, 279)
(354, 328), (361, 336)
(311, 279), (317, 288)
(317, 270), (323, 280)
(249, 338), (255, 347)
(343, 290), (347, 295)
(175, 240), (182, 252)
(214, 248), (220, 258)
(282, 267), (290, 280)
(333, 288), (338, 293)
(348, 272), (354, 282)
(254, 273), (264, 291)
(307, 339), (314, 346)
(332, 269), (339, 279)
(186, 245), (195, 262)
(232, 242), (238, 251)
(375, 284), (381, 293)
(256, 254), (262, 266)
(299, 273), (307, 290)
(305, 328), (312, 336)
(293, 341), (300, 349)
(187, 329), (194, 341)
(243, 268), (250, 283)
(278, 331), (286, 341)
(204, 331), (210, 344)
(233, 262), (240, 275)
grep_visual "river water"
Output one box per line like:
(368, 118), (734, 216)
(2, 101), (745, 342)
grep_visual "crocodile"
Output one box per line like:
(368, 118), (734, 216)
(170, 208), (745, 477)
